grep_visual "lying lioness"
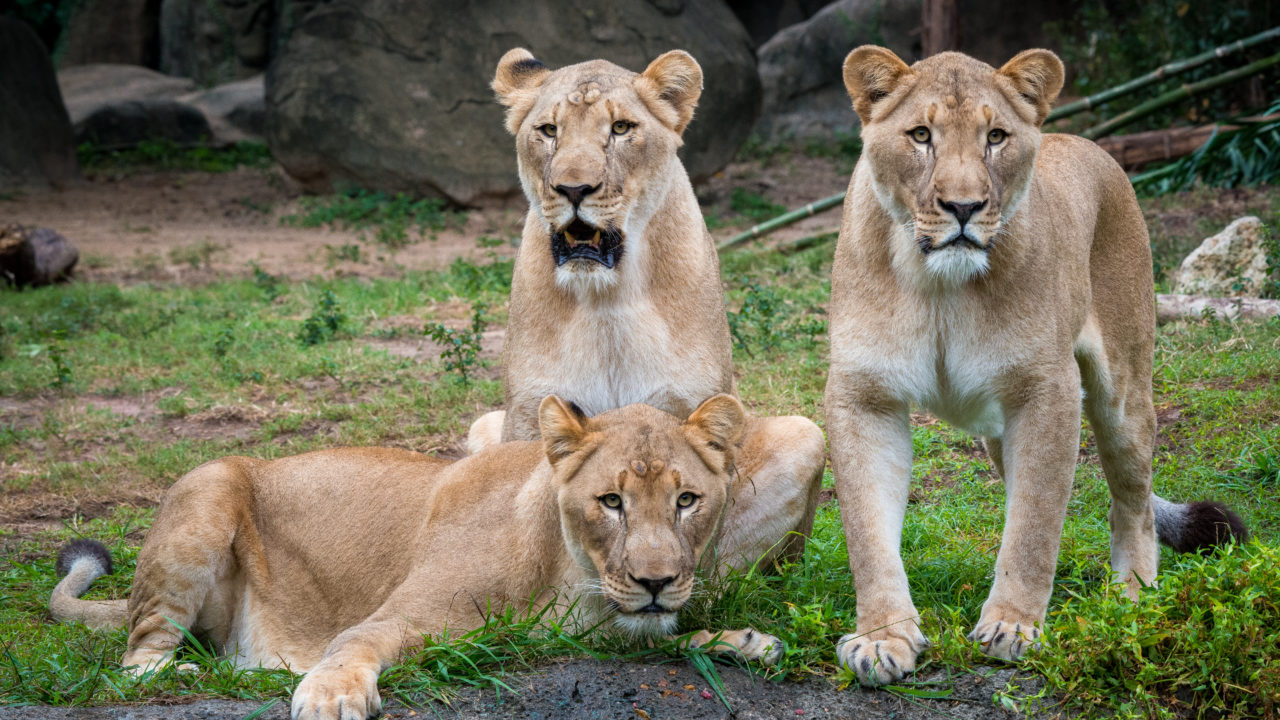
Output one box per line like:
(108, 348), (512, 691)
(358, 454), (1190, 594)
(51, 395), (785, 720)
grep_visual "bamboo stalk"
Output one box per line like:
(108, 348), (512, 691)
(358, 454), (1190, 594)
(1048, 26), (1280, 122)
(1081, 52), (1280, 140)
(716, 193), (845, 250)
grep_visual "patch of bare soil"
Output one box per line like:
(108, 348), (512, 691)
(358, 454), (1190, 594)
(700, 154), (850, 247)
(3, 168), (525, 283)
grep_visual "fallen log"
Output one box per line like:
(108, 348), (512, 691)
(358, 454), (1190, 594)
(1156, 293), (1280, 324)
(1096, 115), (1280, 170)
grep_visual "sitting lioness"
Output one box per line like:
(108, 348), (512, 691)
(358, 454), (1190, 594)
(823, 47), (1247, 685)
(469, 48), (826, 569)
(51, 396), (788, 720)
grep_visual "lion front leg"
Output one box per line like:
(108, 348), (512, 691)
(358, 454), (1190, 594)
(291, 618), (421, 720)
(970, 370), (1081, 661)
(712, 415), (825, 572)
(826, 385), (928, 686)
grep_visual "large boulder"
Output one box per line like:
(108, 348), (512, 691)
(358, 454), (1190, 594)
(0, 19), (78, 190)
(0, 225), (79, 287)
(752, 0), (921, 142)
(60, 0), (161, 68)
(159, 0), (273, 85)
(179, 75), (267, 144)
(59, 65), (211, 149)
(266, 0), (761, 206)
(1175, 216), (1273, 297)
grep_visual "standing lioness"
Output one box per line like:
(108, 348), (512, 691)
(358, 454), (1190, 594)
(824, 46), (1246, 685)
(51, 396), (789, 720)
(469, 48), (826, 569)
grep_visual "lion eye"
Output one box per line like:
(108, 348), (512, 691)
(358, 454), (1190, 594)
(611, 120), (632, 135)
(601, 493), (623, 509)
(910, 126), (931, 143)
(677, 492), (697, 508)
(539, 124), (557, 138)
(988, 128), (1007, 145)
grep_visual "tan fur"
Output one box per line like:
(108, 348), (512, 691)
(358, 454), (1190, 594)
(826, 47), (1160, 685)
(482, 49), (827, 577)
(51, 398), (789, 720)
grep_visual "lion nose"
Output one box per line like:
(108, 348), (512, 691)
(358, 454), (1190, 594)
(554, 183), (599, 207)
(631, 574), (676, 598)
(938, 199), (987, 227)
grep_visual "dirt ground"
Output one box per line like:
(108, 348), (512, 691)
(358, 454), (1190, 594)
(2, 154), (850, 286)
(0, 659), (1057, 720)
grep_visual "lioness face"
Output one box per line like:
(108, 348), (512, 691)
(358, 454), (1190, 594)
(843, 47), (1064, 286)
(538, 394), (744, 635)
(493, 48), (703, 296)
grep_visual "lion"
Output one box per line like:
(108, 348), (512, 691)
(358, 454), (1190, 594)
(50, 396), (792, 720)
(822, 46), (1248, 685)
(468, 48), (827, 571)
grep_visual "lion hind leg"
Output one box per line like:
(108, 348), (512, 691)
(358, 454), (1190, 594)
(711, 415), (825, 572)
(123, 458), (255, 674)
(466, 411), (506, 454)
(685, 628), (785, 666)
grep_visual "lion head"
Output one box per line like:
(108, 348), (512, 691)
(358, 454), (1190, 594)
(538, 393), (744, 635)
(842, 46), (1064, 286)
(492, 47), (703, 295)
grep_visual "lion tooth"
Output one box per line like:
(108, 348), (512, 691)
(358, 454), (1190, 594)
(591, 230), (601, 246)
(564, 231), (576, 245)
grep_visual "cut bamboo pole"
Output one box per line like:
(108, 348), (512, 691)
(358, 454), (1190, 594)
(1081, 52), (1280, 140)
(1048, 25), (1280, 122)
(716, 193), (845, 250)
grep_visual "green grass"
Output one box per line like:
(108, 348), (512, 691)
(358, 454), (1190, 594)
(76, 140), (274, 175)
(281, 188), (467, 250)
(1, 239), (1277, 717)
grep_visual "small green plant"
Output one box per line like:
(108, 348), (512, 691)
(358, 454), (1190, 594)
(168, 240), (223, 269)
(729, 189), (786, 224)
(727, 279), (787, 356)
(476, 235), (505, 249)
(249, 262), (283, 301)
(46, 334), (73, 389)
(324, 243), (362, 266)
(424, 303), (489, 384)
(298, 290), (346, 346)
(282, 188), (464, 250)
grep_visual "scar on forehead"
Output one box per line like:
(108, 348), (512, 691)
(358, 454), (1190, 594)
(927, 104), (938, 124)
(983, 106), (994, 123)
(568, 81), (603, 105)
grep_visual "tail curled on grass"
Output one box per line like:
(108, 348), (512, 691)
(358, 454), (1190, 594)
(49, 539), (128, 630)
(1153, 496), (1248, 553)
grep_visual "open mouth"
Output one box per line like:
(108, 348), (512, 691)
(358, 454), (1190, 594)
(918, 233), (987, 255)
(551, 218), (624, 269)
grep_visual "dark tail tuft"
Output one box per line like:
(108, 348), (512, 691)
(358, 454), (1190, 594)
(55, 539), (114, 578)
(1155, 498), (1248, 554)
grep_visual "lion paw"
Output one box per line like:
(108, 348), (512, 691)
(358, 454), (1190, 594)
(968, 614), (1041, 661)
(836, 625), (930, 686)
(290, 664), (381, 720)
(690, 628), (785, 666)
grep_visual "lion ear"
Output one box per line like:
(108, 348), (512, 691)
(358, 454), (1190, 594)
(493, 48), (551, 135)
(636, 50), (703, 136)
(539, 395), (591, 466)
(843, 45), (913, 125)
(997, 49), (1064, 126)
(683, 394), (745, 473)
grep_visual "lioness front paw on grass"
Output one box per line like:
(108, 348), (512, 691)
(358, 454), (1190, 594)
(290, 664), (381, 720)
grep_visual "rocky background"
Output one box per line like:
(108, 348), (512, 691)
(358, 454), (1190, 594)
(3, 0), (1084, 205)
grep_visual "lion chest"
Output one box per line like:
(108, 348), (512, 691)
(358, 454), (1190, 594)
(553, 297), (691, 416)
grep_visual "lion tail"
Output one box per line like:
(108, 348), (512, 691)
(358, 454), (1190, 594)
(1152, 495), (1248, 554)
(50, 539), (128, 630)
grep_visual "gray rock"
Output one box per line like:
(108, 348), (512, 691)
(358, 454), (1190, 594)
(159, 0), (273, 86)
(752, 0), (921, 143)
(266, 0), (760, 206)
(180, 75), (267, 144)
(0, 18), (78, 190)
(59, 0), (161, 68)
(58, 64), (211, 148)
(1175, 216), (1272, 296)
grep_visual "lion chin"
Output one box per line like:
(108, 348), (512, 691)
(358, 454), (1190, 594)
(612, 610), (679, 637)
